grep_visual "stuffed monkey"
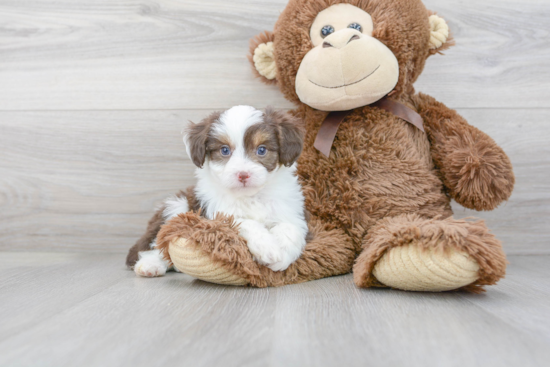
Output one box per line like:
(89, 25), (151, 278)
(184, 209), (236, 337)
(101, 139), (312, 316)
(131, 0), (514, 293)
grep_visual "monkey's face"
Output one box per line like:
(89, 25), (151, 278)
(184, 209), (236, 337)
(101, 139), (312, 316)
(249, 0), (452, 111)
(295, 4), (399, 111)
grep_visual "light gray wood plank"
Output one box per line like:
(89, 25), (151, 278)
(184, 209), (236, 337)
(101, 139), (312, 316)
(0, 0), (548, 110)
(0, 253), (276, 367)
(271, 274), (550, 367)
(0, 0), (291, 111)
(459, 256), (550, 343)
(0, 253), (127, 344)
(417, 0), (550, 109)
(0, 108), (547, 253)
(0, 110), (199, 252)
(0, 253), (549, 367)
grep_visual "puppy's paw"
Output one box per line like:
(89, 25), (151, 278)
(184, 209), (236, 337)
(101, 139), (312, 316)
(237, 219), (267, 237)
(266, 257), (293, 272)
(237, 220), (282, 268)
(135, 263), (166, 278)
(250, 243), (284, 268)
(134, 250), (168, 278)
(268, 223), (307, 271)
(237, 219), (302, 271)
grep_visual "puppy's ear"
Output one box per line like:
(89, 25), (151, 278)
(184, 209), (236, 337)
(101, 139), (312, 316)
(265, 108), (305, 167)
(183, 112), (220, 168)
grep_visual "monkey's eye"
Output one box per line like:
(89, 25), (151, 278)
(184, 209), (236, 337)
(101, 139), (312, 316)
(320, 25), (335, 38)
(348, 23), (362, 32)
(256, 145), (267, 156)
(220, 146), (231, 156)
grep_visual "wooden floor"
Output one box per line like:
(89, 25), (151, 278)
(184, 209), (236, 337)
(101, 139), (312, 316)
(0, 252), (549, 367)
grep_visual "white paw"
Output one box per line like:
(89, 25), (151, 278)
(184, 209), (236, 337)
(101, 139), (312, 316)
(268, 223), (307, 271)
(134, 250), (169, 278)
(250, 241), (284, 268)
(238, 219), (284, 269)
(265, 257), (293, 272)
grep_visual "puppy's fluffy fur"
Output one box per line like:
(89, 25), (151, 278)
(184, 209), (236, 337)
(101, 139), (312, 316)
(128, 106), (308, 277)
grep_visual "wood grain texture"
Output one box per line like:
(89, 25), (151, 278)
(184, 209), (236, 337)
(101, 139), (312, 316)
(0, 110), (198, 252)
(1, 108), (547, 253)
(0, 253), (549, 367)
(0, 0), (548, 110)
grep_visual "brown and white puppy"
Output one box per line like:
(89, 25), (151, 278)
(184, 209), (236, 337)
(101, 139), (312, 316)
(132, 106), (308, 277)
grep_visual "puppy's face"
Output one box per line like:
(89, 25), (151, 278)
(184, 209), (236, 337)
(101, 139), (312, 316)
(184, 106), (304, 196)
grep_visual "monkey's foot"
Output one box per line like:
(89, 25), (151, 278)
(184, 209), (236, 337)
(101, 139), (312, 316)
(353, 214), (507, 293)
(156, 212), (356, 288)
(168, 237), (249, 286)
(371, 244), (479, 292)
(156, 212), (257, 286)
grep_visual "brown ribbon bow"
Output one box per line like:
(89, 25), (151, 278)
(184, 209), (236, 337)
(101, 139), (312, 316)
(313, 97), (425, 157)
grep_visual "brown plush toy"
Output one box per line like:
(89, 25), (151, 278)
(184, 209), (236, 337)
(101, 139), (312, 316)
(141, 0), (515, 292)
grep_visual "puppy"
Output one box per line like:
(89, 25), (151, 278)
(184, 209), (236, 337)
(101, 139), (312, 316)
(126, 105), (308, 277)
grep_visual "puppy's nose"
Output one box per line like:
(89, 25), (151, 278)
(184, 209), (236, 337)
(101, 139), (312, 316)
(238, 172), (250, 182)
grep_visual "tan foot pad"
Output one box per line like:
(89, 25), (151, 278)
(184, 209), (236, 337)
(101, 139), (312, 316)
(372, 244), (480, 292)
(169, 238), (249, 286)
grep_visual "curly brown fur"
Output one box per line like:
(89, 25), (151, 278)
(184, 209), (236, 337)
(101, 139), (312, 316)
(352, 214), (507, 293)
(297, 104), (453, 248)
(412, 93), (515, 210)
(156, 212), (262, 282)
(157, 213), (355, 287)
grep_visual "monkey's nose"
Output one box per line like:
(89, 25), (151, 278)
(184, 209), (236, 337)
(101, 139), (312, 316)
(322, 29), (361, 49)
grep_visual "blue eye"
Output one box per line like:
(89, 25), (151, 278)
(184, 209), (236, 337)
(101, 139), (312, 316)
(256, 146), (267, 156)
(348, 23), (362, 32)
(220, 146), (231, 156)
(321, 25), (335, 38)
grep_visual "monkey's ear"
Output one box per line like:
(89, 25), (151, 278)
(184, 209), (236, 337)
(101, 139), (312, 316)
(248, 31), (277, 84)
(428, 13), (455, 54)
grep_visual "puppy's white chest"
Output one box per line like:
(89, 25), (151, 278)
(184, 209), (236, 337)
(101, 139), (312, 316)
(234, 198), (274, 225)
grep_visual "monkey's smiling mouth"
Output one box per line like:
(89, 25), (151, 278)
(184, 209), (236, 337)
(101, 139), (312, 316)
(309, 65), (381, 89)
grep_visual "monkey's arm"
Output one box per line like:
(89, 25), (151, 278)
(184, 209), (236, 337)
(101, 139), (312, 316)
(412, 92), (514, 211)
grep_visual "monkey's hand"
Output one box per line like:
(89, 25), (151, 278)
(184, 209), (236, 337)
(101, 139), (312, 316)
(412, 93), (514, 211)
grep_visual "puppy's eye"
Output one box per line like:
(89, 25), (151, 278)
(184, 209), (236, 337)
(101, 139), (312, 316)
(321, 25), (335, 38)
(256, 146), (267, 156)
(348, 23), (362, 32)
(220, 146), (231, 156)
